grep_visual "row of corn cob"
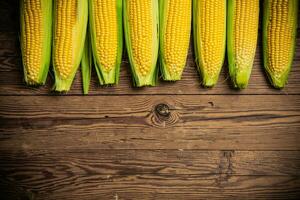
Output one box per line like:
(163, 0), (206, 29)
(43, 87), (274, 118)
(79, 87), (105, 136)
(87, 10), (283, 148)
(20, 0), (298, 93)
(20, 0), (121, 93)
(194, 0), (298, 89)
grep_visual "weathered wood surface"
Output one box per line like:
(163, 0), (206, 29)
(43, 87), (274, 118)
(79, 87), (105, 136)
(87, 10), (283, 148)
(1, 150), (300, 176)
(1, 150), (300, 199)
(1, 174), (299, 200)
(1, 95), (300, 150)
(0, 0), (300, 199)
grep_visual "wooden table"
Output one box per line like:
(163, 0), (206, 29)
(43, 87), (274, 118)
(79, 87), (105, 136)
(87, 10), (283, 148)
(0, 1), (299, 199)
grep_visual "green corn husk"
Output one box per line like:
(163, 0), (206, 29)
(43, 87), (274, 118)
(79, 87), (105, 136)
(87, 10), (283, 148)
(263, 0), (298, 89)
(89, 0), (123, 85)
(123, 0), (159, 87)
(81, 28), (92, 95)
(193, 0), (227, 87)
(227, 0), (259, 89)
(53, 0), (88, 92)
(159, 0), (192, 81)
(20, 0), (52, 85)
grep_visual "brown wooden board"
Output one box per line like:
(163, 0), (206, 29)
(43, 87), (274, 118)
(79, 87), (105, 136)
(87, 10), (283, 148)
(0, 0), (300, 199)
(1, 150), (299, 176)
(1, 174), (299, 200)
(1, 95), (299, 150)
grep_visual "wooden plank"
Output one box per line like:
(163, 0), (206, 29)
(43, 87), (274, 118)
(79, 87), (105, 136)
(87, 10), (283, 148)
(1, 95), (299, 150)
(0, 33), (300, 95)
(40, 191), (300, 200)
(0, 1), (19, 32)
(1, 174), (299, 200)
(0, 150), (299, 176)
(0, 32), (19, 57)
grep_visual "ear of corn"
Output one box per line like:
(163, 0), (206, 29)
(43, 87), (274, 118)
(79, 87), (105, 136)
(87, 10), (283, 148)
(123, 0), (159, 87)
(227, 0), (259, 89)
(263, 0), (298, 89)
(193, 0), (226, 87)
(20, 0), (52, 86)
(53, 0), (88, 92)
(159, 0), (192, 81)
(81, 28), (92, 95)
(89, 0), (123, 85)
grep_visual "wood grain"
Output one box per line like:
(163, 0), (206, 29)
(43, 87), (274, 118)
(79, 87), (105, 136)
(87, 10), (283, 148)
(1, 174), (299, 200)
(0, 32), (19, 57)
(0, 150), (299, 176)
(0, 0), (299, 199)
(1, 95), (299, 150)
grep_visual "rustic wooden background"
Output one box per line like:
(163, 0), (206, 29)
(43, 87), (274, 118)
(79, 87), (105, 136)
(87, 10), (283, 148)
(0, 1), (300, 199)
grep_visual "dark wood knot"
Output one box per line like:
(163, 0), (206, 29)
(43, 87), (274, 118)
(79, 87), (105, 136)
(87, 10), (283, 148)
(149, 103), (179, 128)
(155, 103), (170, 118)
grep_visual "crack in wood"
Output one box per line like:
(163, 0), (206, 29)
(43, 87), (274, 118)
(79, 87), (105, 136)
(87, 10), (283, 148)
(215, 150), (235, 187)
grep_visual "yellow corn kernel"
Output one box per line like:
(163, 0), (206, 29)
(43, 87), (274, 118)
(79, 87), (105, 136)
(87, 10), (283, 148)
(92, 0), (118, 72)
(267, 0), (294, 76)
(263, 0), (298, 88)
(89, 0), (123, 85)
(54, 0), (77, 80)
(20, 0), (52, 85)
(233, 0), (259, 70)
(23, 0), (42, 82)
(194, 0), (226, 87)
(124, 0), (159, 87)
(227, 0), (259, 88)
(160, 0), (192, 80)
(199, 0), (225, 76)
(53, 0), (88, 92)
(127, 0), (154, 77)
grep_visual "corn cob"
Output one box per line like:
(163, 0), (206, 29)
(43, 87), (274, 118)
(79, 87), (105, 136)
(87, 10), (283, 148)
(53, 0), (88, 92)
(227, 0), (259, 89)
(20, 0), (52, 85)
(123, 0), (159, 87)
(81, 29), (92, 95)
(193, 0), (226, 87)
(159, 0), (192, 81)
(263, 0), (298, 89)
(89, 0), (123, 85)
